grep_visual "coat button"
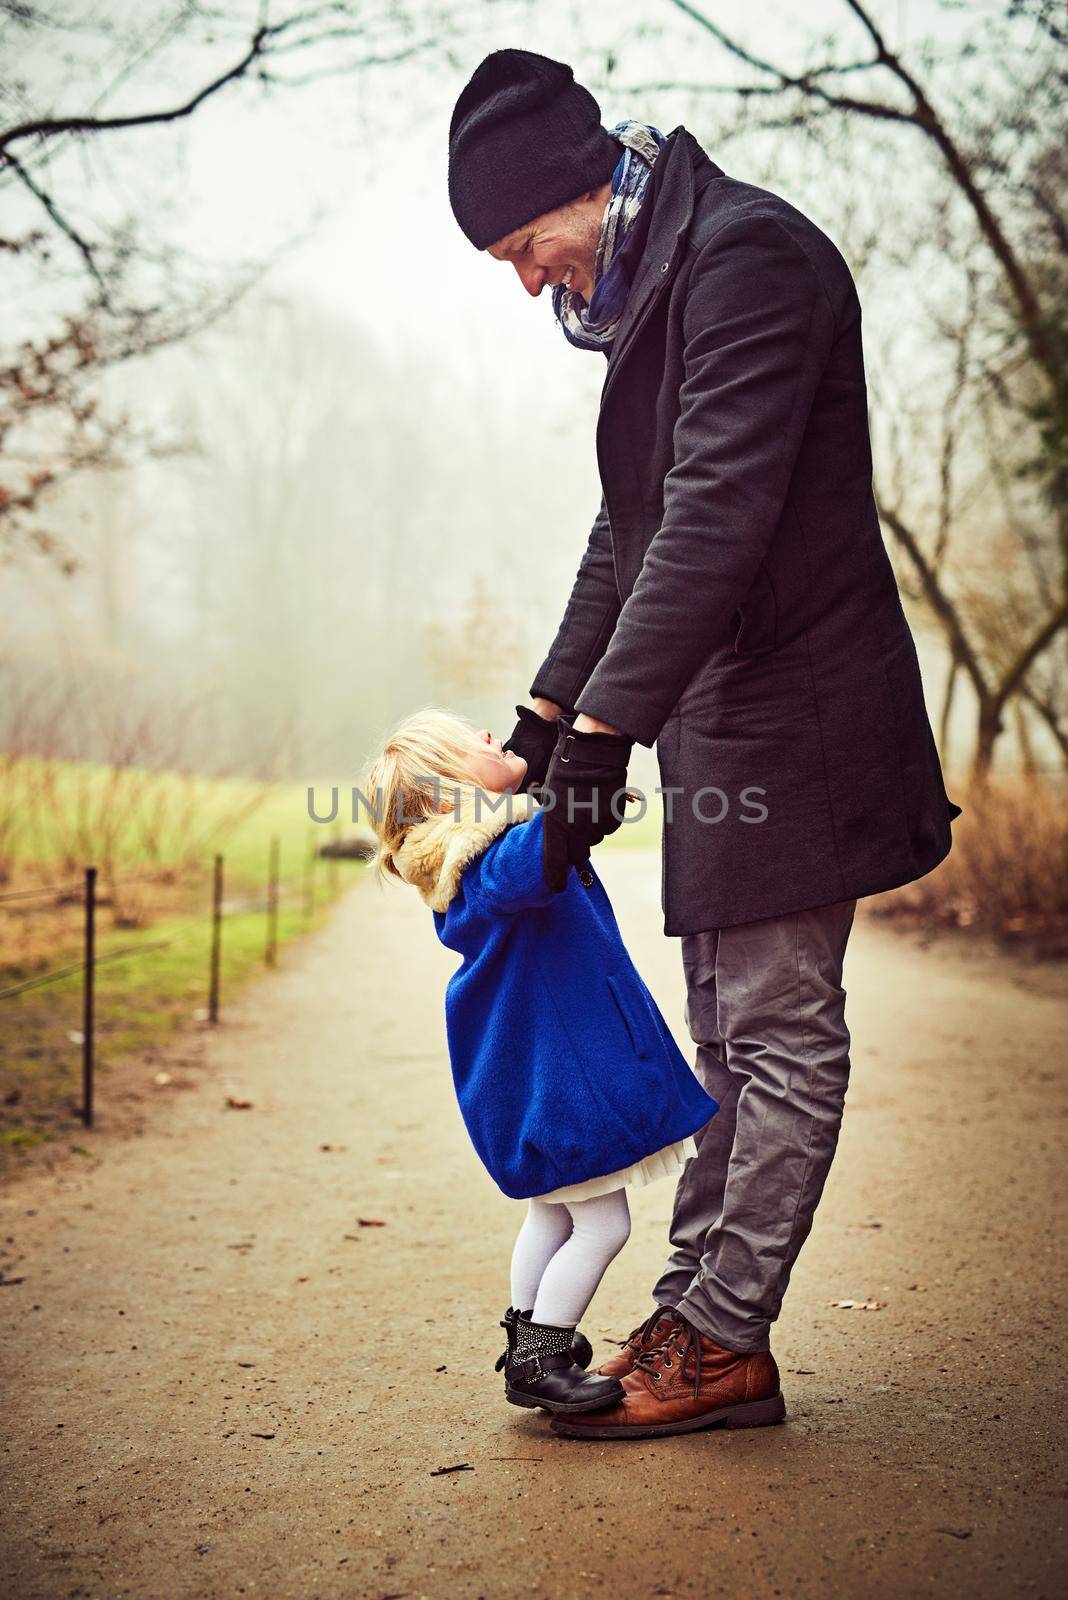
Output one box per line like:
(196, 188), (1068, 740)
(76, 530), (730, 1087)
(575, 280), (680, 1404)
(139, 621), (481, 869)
(578, 866), (595, 887)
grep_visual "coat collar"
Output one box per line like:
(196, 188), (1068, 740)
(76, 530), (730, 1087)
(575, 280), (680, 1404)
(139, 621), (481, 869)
(393, 786), (541, 913)
(601, 127), (721, 405)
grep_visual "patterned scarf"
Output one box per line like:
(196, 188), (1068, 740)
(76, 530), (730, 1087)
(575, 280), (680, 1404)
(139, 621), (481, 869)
(552, 119), (668, 353)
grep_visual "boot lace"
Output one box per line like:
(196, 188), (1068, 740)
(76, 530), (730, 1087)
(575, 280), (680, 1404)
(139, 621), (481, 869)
(621, 1305), (677, 1356)
(634, 1312), (702, 1399)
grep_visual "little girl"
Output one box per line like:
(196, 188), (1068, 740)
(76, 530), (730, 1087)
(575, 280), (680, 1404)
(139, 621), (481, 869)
(361, 707), (718, 1416)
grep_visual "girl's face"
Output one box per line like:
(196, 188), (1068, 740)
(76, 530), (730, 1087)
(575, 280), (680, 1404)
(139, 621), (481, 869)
(467, 728), (527, 793)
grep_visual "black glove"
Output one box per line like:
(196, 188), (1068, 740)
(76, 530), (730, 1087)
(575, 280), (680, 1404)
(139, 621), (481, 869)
(501, 703), (574, 794)
(538, 715), (634, 893)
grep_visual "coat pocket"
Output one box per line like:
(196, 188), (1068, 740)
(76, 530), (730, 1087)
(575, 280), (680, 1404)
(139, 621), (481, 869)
(733, 560), (778, 656)
(606, 974), (652, 1060)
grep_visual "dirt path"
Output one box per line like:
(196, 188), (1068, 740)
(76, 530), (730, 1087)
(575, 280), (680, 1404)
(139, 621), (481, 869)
(2, 848), (1066, 1600)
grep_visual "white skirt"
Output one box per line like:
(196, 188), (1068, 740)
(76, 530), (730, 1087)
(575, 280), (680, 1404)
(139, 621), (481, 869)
(533, 1134), (698, 1205)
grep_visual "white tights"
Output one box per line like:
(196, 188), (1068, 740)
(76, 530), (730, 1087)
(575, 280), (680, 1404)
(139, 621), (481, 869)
(509, 1189), (632, 1328)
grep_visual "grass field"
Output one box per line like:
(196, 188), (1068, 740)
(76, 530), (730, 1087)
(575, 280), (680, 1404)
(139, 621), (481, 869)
(0, 758), (365, 1175)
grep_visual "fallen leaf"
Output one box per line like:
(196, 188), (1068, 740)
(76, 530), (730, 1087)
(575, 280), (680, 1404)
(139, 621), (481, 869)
(320, 1143), (346, 1152)
(250, 1431), (275, 1440)
(435, 1365), (447, 1372)
(67, 1030), (85, 1045)
(154, 1072), (173, 1086)
(430, 1462), (473, 1476)
(225, 1096), (254, 1110)
(827, 1299), (886, 1311)
(934, 1527), (972, 1540)
(237, 1362), (255, 1368)
(357, 1217), (386, 1227)
(908, 1284), (927, 1292)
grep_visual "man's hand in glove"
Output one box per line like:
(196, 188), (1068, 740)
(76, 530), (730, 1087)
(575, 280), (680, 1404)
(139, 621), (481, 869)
(500, 701), (574, 794)
(539, 714), (634, 894)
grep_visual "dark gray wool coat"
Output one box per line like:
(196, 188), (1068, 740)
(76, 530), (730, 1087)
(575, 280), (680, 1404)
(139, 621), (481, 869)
(529, 125), (960, 936)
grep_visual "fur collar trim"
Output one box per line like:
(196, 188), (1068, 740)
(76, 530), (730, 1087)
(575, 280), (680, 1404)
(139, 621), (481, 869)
(393, 787), (541, 913)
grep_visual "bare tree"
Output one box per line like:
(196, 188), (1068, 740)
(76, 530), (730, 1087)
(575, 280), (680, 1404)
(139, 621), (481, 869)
(601, 0), (1067, 779)
(0, 0), (476, 568)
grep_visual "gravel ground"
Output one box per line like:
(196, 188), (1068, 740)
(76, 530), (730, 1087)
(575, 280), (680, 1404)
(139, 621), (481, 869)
(2, 847), (1066, 1600)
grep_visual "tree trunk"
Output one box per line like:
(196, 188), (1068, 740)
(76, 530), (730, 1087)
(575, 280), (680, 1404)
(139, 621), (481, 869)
(971, 697), (1003, 787)
(1013, 697), (1039, 778)
(938, 654), (959, 766)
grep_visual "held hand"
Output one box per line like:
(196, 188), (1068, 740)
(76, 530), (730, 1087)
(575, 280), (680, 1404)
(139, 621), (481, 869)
(501, 702), (574, 793)
(538, 714), (634, 893)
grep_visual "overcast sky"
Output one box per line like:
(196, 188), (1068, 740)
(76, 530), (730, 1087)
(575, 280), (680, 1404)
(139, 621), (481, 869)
(7, 0), (963, 469)
(8, 0), (1006, 773)
(9, 0), (939, 422)
(190, 2), (906, 384)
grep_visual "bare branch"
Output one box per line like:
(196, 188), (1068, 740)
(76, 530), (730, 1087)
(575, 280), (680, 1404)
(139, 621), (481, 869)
(665, 0), (915, 122)
(0, 22), (276, 154)
(257, 39), (435, 88)
(878, 502), (989, 701)
(668, 0), (1058, 382)
(1021, 682), (1068, 761)
(3, 150), (109, 303)
(996, 593), (1068, 709)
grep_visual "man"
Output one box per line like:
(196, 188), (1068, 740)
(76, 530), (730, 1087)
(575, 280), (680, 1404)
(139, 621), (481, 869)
(447, 49), (960, 1439)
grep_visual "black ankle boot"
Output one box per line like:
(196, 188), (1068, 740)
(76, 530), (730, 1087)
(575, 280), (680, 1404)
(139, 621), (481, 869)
(504, 1315), (624, 1414)
(494, 1306), (594, 1373)
(494, 1306), (521, 1374)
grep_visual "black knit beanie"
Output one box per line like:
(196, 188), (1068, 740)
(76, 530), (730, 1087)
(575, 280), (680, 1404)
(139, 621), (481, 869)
(448, 49), (621, 250)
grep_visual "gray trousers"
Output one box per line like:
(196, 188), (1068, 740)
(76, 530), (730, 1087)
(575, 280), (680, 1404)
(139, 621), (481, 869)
(652, 900), (857, 1353)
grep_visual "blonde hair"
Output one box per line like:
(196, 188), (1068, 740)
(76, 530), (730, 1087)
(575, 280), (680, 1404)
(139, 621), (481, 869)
(358, 705), (496, 889)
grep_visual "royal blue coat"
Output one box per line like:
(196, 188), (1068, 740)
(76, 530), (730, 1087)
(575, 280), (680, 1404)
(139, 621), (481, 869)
(405, 797), (718, 1201)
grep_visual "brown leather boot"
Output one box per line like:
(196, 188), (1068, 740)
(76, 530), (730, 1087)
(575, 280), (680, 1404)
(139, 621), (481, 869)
(552, 1313), (786, 1438)
(596, 1306), (687, 1379)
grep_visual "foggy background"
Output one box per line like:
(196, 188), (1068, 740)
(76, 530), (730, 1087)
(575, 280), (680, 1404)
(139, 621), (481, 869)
(3, 0), (1064, 797)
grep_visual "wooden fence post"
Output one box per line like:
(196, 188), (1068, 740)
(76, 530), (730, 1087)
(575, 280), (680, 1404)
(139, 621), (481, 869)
(329, 824), (340, 895)
(209, 854), (223, 1023)
(81, 866), (96, 1127)
(303, 827), (316, 922)
(266, 835), (279, 967)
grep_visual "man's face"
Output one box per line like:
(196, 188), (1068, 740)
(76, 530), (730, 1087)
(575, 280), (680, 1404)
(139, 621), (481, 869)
(485, 182), (612, 303)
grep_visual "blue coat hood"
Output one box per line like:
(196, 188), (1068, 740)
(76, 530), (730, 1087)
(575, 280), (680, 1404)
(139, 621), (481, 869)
(394, 787), (717, 1200)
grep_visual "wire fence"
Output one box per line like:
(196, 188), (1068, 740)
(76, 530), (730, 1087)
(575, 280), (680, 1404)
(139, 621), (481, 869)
(0, 830), (363, 1128)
